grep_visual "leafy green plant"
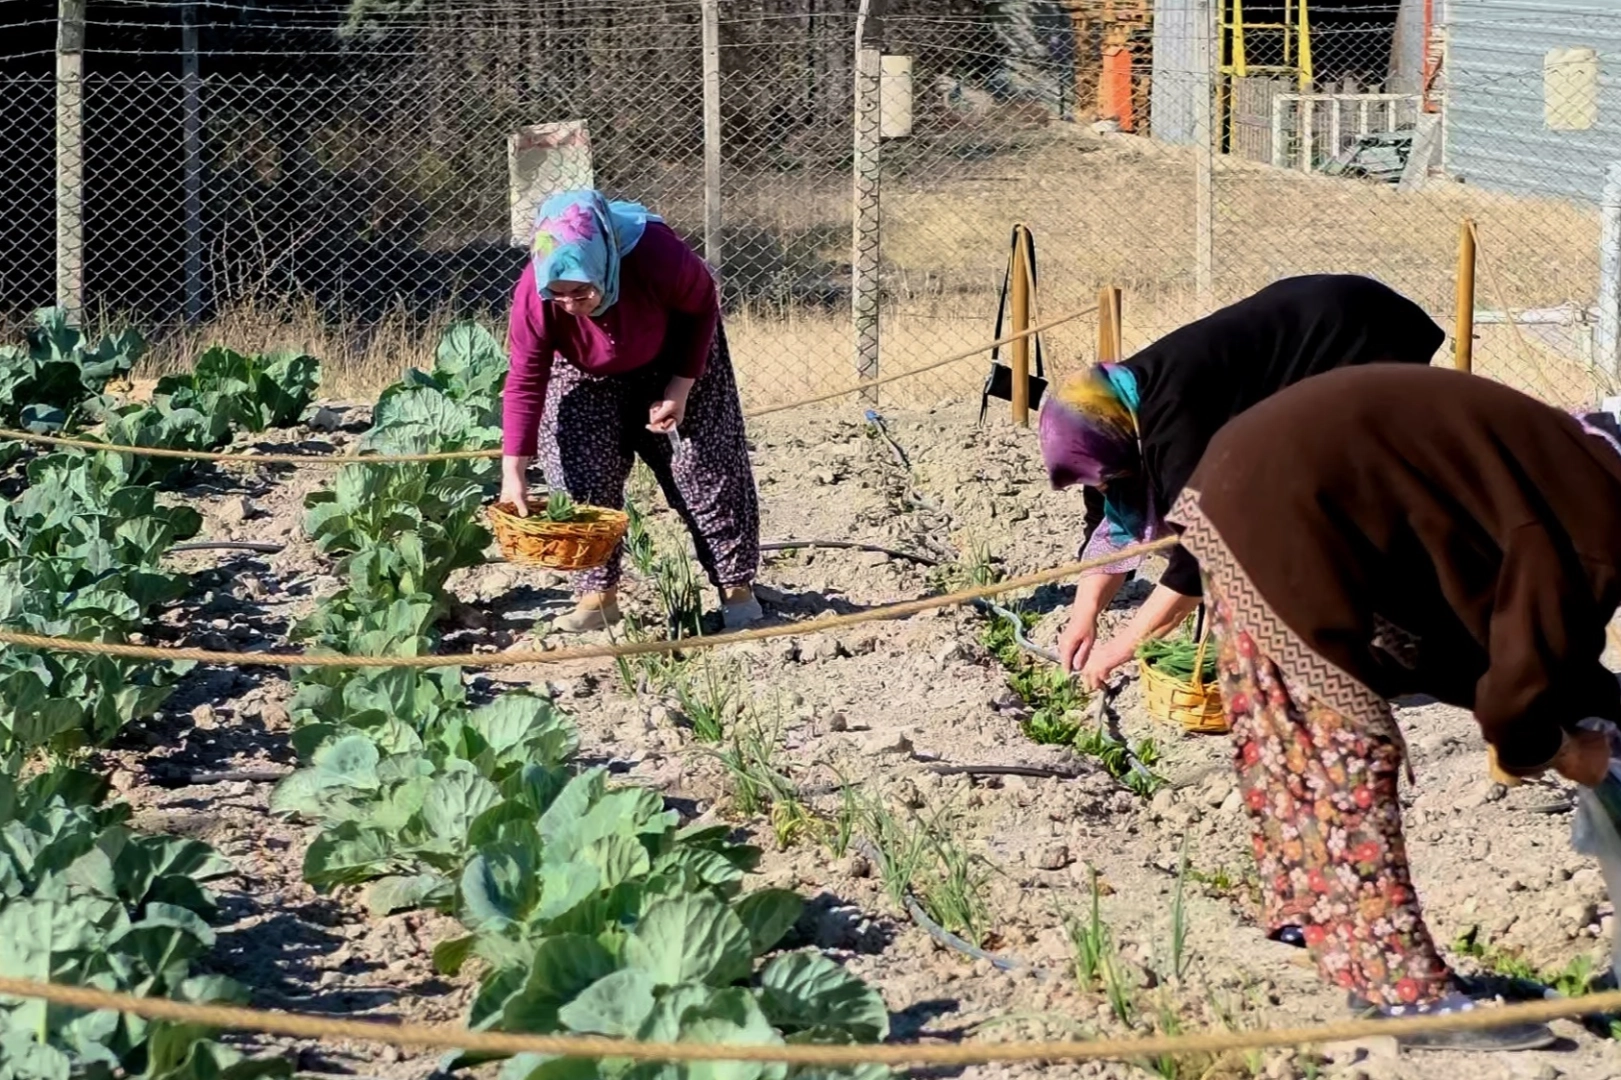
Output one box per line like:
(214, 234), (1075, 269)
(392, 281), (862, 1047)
(0, 454), (202, 755)
(0, 307), (145, 433)
(302, 462), (491, 618)
(542, 489), (579, 523)
(979, 610), (1165, 795)
(0, 768), (289, 1080)
(154, 346), (321, 435)
(272, 692), (580, 914)
(424, 765), (889, 1076)
(374, 322), (507, 430)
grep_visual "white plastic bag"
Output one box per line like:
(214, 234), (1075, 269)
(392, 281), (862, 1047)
(1569, 720), (1621, 986)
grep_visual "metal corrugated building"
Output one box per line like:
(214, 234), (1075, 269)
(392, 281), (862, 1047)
(1445, 0), (1621, 203)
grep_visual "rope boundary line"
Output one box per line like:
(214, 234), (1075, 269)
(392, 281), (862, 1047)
(0, 975), (1616, 1066)
(0, 538), (1178, 669)
(0, 304), (1096, 466)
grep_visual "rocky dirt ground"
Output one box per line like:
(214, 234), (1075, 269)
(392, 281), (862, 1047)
(88, 397), (1621, 1080)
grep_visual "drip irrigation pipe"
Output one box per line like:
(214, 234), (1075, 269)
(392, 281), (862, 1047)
(759, 539), (942, 567)
(169, 541), (287, 554)
(904, 895), (1052, 981)
(849, 838), (1048, 979)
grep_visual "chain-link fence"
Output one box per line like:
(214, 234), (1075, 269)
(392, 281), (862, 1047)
(3, 0), (1619, 411)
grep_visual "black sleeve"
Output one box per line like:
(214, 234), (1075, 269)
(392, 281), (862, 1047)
(1475, 523), (1619, 771)
(1078, 485), (1106, 556)
(1158, 543), (1204, 597)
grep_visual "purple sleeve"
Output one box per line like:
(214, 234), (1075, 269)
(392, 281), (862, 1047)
(502, 263), (552, 458)
(1079, 524), (1148, 577)
(639, 224), (720, 380)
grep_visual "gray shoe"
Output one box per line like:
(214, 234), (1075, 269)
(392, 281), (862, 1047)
(553, 601), (622, 634)
(1349, 991), (1557, 1052)
(722, 594), (764, 631)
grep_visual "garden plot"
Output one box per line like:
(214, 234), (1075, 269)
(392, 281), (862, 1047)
(2, 314), (1618, 1080)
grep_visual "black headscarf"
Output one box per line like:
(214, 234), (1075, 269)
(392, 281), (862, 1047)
(1107, 274), (1446, 595)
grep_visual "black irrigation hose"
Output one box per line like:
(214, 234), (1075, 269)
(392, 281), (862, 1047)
(170, 541), (287, 554)
(972, 596), (1061, 667)
(148, 767), (293, 789)
(760, 539), (943, 567)
(904, 895), (1052, 981)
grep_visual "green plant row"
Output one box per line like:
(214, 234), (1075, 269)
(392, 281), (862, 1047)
(0, 311), (329, 1076)
(271, 323), (890, 1079)
(0, 310), (323, 759)
(0, 768), (291, 1080)
(978, 611), (1163, 797)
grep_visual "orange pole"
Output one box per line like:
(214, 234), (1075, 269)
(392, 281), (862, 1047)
(1100, 42), (1135, 133)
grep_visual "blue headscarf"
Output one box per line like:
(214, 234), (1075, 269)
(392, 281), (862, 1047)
(531, 190), (662, 315)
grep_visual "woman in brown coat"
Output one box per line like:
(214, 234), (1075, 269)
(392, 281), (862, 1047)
(1167, 363), (1618, 1051)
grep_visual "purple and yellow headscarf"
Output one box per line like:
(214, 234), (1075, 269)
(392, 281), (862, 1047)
(532, 190), (662, 316)
(1039, 363), (1156, 573)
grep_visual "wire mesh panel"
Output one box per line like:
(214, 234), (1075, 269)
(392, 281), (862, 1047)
(3, 0), (1621, 414)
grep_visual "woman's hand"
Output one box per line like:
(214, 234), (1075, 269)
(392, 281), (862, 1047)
(1551, 727), (1614, 788)
(1080, 634), (1138, 691)
(648, 376), (695, 434)
(500, 455), (533, 517)
(1079, 585), (1204, 692)
(1058, 573), (1126, 673)
(1057, 612), (1098, 675)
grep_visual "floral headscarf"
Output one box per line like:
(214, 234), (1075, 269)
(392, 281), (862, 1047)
(1039, 363), (1157, 573)
(532, 190), (662, 316)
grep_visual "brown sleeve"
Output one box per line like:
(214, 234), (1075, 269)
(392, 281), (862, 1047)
(1474, 523), (1620, 772)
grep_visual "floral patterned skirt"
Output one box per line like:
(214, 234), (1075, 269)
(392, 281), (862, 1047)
(1207, 578), (1453, 1008)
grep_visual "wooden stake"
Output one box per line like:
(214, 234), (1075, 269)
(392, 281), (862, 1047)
(1098, 285), (1123, 361)
(1011, 224), (1032, 427)
(1455, 218), (1476, 373)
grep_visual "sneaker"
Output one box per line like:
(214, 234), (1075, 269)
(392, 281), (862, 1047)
(1269, 925), (1307, 949)
(1348, 990), (1557, 1051)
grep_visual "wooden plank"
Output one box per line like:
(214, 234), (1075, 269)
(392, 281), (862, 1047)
(1397, 112), (1440, 191)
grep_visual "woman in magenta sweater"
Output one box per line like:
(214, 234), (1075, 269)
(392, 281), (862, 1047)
(500, 191), (762, 633)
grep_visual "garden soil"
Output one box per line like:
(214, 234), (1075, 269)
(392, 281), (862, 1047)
(92, 398), (1621, 1080)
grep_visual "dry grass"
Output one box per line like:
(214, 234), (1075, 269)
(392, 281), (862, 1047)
(131, 125), (1611, 411)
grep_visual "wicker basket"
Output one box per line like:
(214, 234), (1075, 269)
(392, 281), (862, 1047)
(1138, 629), (1229, 735)
(487, 500), (629, 570)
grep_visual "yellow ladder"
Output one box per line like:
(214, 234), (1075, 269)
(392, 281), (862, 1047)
(1220, 0), (1313, 89)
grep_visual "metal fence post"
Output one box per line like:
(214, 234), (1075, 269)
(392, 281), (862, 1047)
(182, 1), (205, 324)
(1455, 218), (1476, 374)
(700, 0), (722, 281)
(56, 0), (86, 324)
(1597, 162), (1621, 378)
(1193, 0), (1215, 306)
(853, 0), (887, 402)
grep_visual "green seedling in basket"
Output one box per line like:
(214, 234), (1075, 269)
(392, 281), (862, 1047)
(1137, 634), (1217, 683)
(542, 487), (579, 522)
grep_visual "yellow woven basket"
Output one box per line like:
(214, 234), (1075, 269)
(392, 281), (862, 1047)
(487, 501), (629, 571)
(1138, 629), (1230, 735)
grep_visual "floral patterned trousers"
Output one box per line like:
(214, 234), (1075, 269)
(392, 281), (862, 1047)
(1207, 581), (1454, 1008)
(536, 324), (761, 596)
